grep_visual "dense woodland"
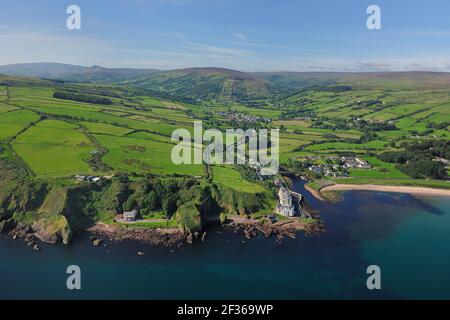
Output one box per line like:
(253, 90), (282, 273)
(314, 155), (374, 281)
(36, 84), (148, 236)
(378, 141), (449, 179)
(53, 91), (112, 105)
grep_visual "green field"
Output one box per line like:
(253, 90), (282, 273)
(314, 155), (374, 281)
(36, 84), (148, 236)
(304, 140), (388, 152)
(3, 78), (449, 191)
(211, 165), (266, 193)
(0, 102), (18, 113)
(95, 134), (204, 176)
(348, 157), (409, 179)
(0, 109), (40, 140)
(12, 120), (95, 177)
(79, 121), (134, 136)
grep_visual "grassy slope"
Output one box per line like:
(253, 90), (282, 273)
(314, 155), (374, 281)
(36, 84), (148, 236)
(211, 165), (265, 193)
(126, 67), (271, 102)
(13, 120), (95, 177)
(0, 109), (40, 140)
(95, 134), (204, 176)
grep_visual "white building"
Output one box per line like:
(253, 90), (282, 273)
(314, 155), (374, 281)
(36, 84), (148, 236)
(276, 187), (296, 217)
(123, 209), (138, 222)
(341, 156), (371, 169)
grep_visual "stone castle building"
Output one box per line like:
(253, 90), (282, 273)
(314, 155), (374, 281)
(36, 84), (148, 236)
(276, 187), (296, 217)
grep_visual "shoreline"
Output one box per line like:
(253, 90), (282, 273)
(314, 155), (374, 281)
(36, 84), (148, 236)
(226, 215), (325, 238)
(86, 223), (186, 247)
(304, 184), (326, 202)
(320, 184), (450, 196)
(3, 214), (324, 251)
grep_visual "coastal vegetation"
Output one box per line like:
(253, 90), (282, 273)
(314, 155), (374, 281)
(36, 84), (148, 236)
(377, 140), (449, 179)
(0, 67), (449, 243)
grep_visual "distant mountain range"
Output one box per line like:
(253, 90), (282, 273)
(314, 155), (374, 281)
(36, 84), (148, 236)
(2, 62), (450, 103)
(0, 63), (158, 83)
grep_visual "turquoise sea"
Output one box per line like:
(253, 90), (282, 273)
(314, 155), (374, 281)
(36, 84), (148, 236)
(1, 178), (449, 299)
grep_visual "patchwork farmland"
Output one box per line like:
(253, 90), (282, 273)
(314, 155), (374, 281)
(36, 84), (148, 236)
(0, 70), (449, 242)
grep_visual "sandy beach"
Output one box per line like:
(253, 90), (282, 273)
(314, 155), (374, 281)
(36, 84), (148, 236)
(304, 184), (326, 202)
(320, 184), (450, 196)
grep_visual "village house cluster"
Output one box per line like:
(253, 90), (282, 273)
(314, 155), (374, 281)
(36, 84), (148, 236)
(248, 159), (267, 181)
(218, 111), (271, 124)
(295, 116), (313, 121)
(341, 156), (371, 169)
(307, 155), (372, 178)
(352, 116), (393, 125)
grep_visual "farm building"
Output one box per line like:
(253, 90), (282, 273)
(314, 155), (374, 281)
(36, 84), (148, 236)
(75, 175), (101, 182)
(341, 156), (371, 169)
(123, 209), (138, 222)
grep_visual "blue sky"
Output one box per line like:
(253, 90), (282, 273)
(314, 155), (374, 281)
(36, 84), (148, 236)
(1, 0), (450, 71)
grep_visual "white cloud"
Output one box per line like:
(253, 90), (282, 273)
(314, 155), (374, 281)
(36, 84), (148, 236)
(174, 32), (253, 58)
(232, 33), (247, 41)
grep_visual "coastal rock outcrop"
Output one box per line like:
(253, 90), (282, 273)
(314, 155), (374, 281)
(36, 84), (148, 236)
(32, 216), (72, 244)
(92, 238), (103, 246)
(87, 223), (185, 247)
(0, 218), (17, 234)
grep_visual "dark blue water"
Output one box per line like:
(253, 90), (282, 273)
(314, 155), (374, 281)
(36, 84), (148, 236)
(1, 179), (449, 299)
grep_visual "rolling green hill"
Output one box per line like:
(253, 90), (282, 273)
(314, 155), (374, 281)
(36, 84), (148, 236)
(5, 64), (450, 105)
(126, 70), (450, 103)
(125, 67), (272, 103)
(253, 72), (345, 93)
